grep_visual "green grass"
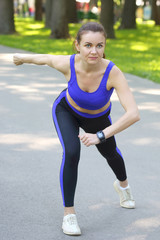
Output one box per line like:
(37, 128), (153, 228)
(110, 19), (160, 82)
(0, 17), (160, 83)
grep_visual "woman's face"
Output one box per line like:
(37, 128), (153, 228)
(75, 31), (106, 64)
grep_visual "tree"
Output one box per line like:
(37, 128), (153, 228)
(67, 0), (78, 23)
(45, 0), (52, 28)
(120, 0), (136, 29)
(100, 0), (115, 39)
(152, 0), (160, 25)
(35, 0), (43, 21)
(50, 0), (69, 39)
(0, 0), (15, 34)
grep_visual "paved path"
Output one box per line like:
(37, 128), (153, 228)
(0, 45), (160, 240)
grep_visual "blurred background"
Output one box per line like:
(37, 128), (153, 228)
(0, 0), (160, 82)
(1, 0), (160, 37)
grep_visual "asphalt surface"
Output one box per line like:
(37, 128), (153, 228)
(0, 45), (160, 240)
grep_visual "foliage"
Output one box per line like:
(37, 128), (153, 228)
(114, 0), (122, 5)
(0, 17), (160, 83)
(109, 19), (160, 82)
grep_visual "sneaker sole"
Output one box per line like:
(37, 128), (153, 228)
(62, 228), (81, 236)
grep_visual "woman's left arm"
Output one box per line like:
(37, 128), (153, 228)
(103, 66), (140, 139)
(79, 66), (140, 147)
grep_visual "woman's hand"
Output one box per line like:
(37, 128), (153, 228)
(78, 133), (100, 147)
(13, 54), (23, 66)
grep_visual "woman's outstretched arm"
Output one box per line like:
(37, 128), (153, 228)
(13, 53), (70, 76)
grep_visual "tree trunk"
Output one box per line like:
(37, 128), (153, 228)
(67, 0), (78, 23)
(45, 0), (52, 28)
(120, 0), (136, 29)
(0, 0), (15, 34)
(152, 0), (160, 25)
(100, 0), (115, 39)
(35, 0), (43, 21)
(50, 0), (69, 39)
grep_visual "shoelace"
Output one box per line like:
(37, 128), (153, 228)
(67, 216), (77, 225)
(121, 189), (133, 202)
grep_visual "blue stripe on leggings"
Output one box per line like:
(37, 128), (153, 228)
(52, 91), (66, 206)
(108, 115), (123, 159)
(116, 146), (123, 159)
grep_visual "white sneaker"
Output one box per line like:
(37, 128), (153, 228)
(62, 214), (81, 236)
(113, 180), (135, 209)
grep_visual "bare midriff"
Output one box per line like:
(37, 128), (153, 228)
(66, 89), (110, 115)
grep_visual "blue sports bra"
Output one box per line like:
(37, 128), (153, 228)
(67, 54), (115, 110)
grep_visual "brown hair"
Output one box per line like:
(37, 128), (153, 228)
(75, 22), (107, 58)
(76, 22), (107, 43)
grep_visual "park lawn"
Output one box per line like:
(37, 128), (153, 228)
(0, 17), (160, 83)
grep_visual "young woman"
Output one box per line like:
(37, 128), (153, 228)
(13, 22), (140, 236)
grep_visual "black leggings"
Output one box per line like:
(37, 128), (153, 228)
(52, 90), (127, 207)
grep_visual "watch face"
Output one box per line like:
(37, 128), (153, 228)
(97, 131), (105, 143)
(99, 132), (103, 138)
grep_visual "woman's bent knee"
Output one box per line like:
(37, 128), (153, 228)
(64, 147), (80, 167)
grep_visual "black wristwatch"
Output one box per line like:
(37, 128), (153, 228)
(96, 131), (106, 143)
